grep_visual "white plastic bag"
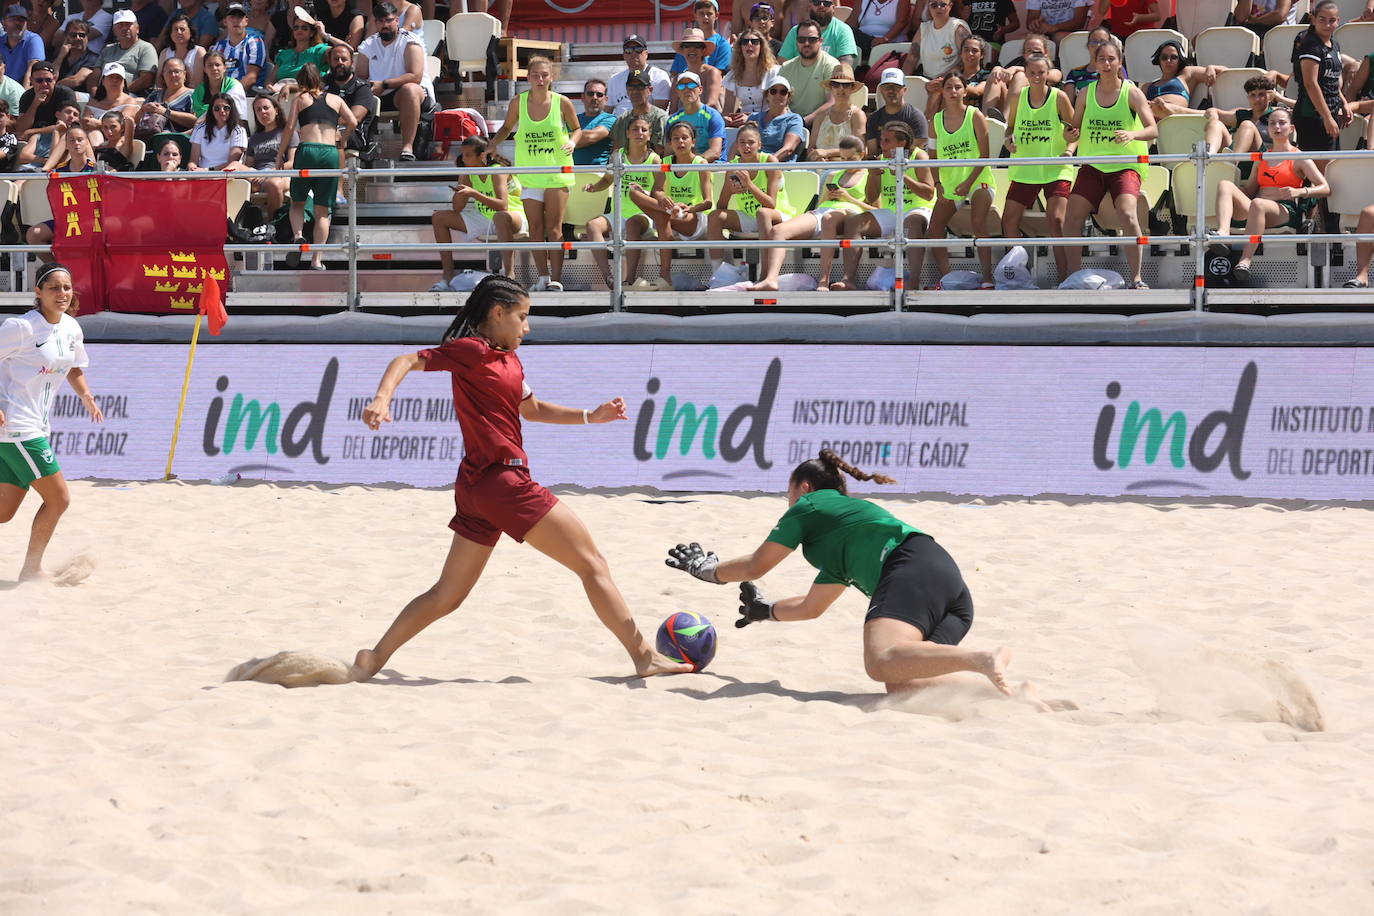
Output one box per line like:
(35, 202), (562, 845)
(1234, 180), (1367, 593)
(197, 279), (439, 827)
(994, 246), (1037, 290)
(1059, 268), (1125, 290)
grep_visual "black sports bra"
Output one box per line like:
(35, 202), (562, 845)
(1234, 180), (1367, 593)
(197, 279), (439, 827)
(298, 92), (337, 128)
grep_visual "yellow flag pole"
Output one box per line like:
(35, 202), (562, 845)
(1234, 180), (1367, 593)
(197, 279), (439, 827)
(164, 312), (204, 481)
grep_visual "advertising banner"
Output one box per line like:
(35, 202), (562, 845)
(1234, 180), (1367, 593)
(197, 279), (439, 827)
(47, 344), (1374, 500)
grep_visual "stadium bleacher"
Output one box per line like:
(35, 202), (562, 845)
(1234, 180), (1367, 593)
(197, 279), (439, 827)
(1, 0), (1373, 314)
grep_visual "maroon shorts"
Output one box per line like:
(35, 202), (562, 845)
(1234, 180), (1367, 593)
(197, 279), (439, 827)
(1070, 166), (1142, 207)
(1006, 179), (1072, 209)
(451, 463), (558, 546)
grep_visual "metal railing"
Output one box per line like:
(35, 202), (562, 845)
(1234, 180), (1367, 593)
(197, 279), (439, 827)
(4, 144), (1374, 312)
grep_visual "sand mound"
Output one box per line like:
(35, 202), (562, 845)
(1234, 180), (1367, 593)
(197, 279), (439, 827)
(224, 651), (365, 688)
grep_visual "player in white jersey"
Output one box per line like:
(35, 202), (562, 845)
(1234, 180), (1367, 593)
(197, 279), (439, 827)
(0, 263), (104, 581)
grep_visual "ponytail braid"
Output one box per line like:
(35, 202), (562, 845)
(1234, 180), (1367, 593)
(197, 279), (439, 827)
(788, 448), (897, 495)
(440, 274), (528, 343)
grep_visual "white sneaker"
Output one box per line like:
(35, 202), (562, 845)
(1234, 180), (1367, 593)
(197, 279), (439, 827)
(529, 276), (549, 292)
(629, 277), (654, 290)
(546, 280), (564, 292)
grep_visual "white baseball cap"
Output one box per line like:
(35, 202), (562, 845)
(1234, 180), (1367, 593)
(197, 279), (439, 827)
(762, 72), (791, 92)
(675, 71), (702, 87)
(102, 61), (128, 80)
(878, 67), (905, 87)
(112, 9), (137, 25)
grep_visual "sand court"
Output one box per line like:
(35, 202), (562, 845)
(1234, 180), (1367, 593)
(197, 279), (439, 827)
(2, 480), (1372, 913)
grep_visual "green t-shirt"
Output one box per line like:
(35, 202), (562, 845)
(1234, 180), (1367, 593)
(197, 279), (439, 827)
(273, 43), (331, 82)
(765, 489), (923, 597)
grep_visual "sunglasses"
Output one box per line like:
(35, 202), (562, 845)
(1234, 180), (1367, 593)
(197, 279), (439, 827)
(584, 89), (605, 96)
(623, 45), (646, 52)
(676, 80), (700, 90)
(683, 42), (708, 50)
(1158, 54), (1180, 61)
(813, 0), (834, 6)
(767, 86), (790, 95)
(929, 1), (949, 7)
(828, 79), (854, 88)
(797, 35), (820, 43)
(739, 36), (761, 45)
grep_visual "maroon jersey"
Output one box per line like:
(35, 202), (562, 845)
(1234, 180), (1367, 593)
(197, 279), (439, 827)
(418, 336), (532, 476)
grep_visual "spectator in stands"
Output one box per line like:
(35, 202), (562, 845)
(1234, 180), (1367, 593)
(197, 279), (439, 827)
(0, 55), (20, 118)
(1234, 0), (1299, 38)
(1340, 204), (1374, 288)
(1003, 52), (1077, 279)
(666, 70), (725, 160)
(162, 0), (218, 48)
(1062, 25), (1121, 103)
(1212, 107), (1329, 287)
(1062, 39), (1157, 289)
(59, 0), (112, 54)
(161, 15), (205, 89)
(808, 63), (866, 159)
(1086, 0), (1163, 41)
(189, 91), (248, 169)
(924, 71), (995, 288)
(607, 34), (671, 113)
(93, 110), (137, 169)
(778, 19), (839, 125)
(430, 135), (524, 286)
(707, 122), (789, 278)
(0, 100), (17, 169)
(902, 0), (970, 77)
(324, 44), (377, 159)
(17, 99), (77, 167)
(748, 72), (805, 160)
(464, 0), (511, 35)
(752, 133), (869, 291)
(1205, 74), (1290, 155)
(582, 114), (666, 290)
(671, 28), (724, 113)
(610, 70), (667, 153)
(1024, 0), (1089, 44)
(957, 0), (1017, 60)
(82, 63), (140, 133)
(574, 78), (617, 166)
(723, 27), (780, 128)
(1140, 39), (1223, 121)
(135, 57), (197, 142)
(1292, 0), (1349, 165)
(41, 121), (96, 171)
(356, 2), (433, 162)
(212, 2), (267, 89)
(865, 66), (929, 155)
(672, 0), (732, 75)
(853, 0), (912, 66)
(487, 54), (582, 292)
(249, 0), (275, 43)
(277, 64), (357, 270)
(130, 0), (168, 47)
(651, 120), (714, 285)
(748, 3), (785, 57)
(780, 0), (856, 66)
(54, 19), (100, 90)
(0, 6), (43, 81)
(366, 0), (422, 37)
(27, 0), (61, 53)
(926, 35), (1007, 122)
(837, 120), (935, 290)
(225, 94), (292, 215)
(317, 0), (365, 50)
(95, 11), (157, 95)
(193, 51), (249, 121)
(16, 63), (77, 137)
(154, 136), (186, 170)
(270, 18), (334, 91)
(991, 31), (1060, 98)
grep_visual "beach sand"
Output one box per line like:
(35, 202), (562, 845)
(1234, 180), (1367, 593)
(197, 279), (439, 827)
(2, 481), (1372, 914)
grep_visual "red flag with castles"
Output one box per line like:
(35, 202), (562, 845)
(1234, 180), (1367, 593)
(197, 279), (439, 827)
(199, 273), (227, 335)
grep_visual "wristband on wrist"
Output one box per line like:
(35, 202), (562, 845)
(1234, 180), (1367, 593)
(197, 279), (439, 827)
(582, 408), (589, 424)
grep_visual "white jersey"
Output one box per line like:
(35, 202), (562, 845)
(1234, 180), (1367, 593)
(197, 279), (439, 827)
(0, 310), (88, 442)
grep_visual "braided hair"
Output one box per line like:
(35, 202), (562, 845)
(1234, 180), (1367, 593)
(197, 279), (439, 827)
(789, 448), (896, 495)
(440, 274), (528, 342)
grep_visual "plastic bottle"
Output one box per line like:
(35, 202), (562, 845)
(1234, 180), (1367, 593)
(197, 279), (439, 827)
(210, 473), (241, 486)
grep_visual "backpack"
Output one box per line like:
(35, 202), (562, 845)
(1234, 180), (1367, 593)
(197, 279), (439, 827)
(433, 109), (484, 159)
(864, 49), (904, 91)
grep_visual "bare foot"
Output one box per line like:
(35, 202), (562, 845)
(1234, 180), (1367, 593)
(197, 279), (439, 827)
(830, 279), (853, 290)
(1015, 680), (1054, 713)
(17, 567), (50, 583)
(816, 282), (830, 291)
(353, 649), (382, 680)
(749, 279), (779, 292)
(980, 646), (1014, 696)
(635, 649), (694, 677)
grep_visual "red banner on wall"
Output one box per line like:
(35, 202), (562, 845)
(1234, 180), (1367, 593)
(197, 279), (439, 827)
(48, 175), (228, 314)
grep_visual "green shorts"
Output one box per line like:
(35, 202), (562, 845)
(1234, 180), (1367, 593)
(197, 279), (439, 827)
(0, 437), (61, 489)
(289, 142), (341, 210)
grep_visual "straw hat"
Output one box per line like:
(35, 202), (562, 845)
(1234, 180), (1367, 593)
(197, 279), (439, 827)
(822, 63), (857, 90)
(673, 28), (711, 55)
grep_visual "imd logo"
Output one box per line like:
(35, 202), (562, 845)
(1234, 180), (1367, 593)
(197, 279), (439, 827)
(202, 358), (338, 472)
(1093, 361), (1256, 490)
(633, 358), (780, 480)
